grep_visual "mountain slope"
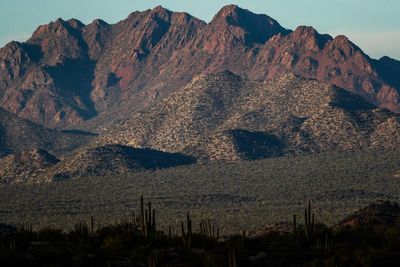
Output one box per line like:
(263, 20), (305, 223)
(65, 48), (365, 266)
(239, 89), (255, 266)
(0, 149), (59, 184)
(0, 107), (93, 157)
(0, 5), (399, 130)
(95, 71), (400, 161)
(41, 144), (196, 181)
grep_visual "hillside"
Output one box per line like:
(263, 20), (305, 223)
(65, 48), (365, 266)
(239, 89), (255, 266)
(95, 71), (400, 161)
(2, 72), (399, 184)
(40, 144), (195, 182)
(0, 149), (59, 185)
(0, 5), (399, 130)
(0, 107), (93, 157)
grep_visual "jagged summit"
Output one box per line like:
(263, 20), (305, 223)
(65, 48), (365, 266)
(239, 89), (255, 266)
(207, 4), (288, 46)
(152, 5), (170, 13)
(0, 4), (399, 130)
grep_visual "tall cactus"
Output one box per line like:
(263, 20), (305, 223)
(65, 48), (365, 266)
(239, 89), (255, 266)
(139, 195), (156, 238)
(199, 219), (219, 240)
(181, 212), (192, 249)
(304, 200), (315, 240)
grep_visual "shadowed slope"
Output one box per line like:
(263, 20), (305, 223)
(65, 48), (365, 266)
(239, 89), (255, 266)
(0, 5), (399, 130)
(41, 144), (196, 181)
(95, 71), (400, 161)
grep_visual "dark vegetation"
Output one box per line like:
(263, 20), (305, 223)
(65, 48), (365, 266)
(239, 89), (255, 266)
(1, 198), (400, 266)
(1, 149), (400, 266)
(1, 149), (400, 233)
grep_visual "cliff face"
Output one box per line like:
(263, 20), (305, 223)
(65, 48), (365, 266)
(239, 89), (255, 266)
(0, 5), (399, 130)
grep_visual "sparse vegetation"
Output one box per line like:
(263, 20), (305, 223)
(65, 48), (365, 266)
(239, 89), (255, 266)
(1, 149), (399, 234)
(1, 197), (400, 266)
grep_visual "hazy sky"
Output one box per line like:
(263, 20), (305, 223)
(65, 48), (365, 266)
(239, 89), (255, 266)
(0, 0), (399, 59)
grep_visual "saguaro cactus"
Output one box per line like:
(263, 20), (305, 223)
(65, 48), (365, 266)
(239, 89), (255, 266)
(181, 212), (192, 249)
(139, 195), (156, 238)
(304, 200), (315, 240)
(199, 219), (219, 240)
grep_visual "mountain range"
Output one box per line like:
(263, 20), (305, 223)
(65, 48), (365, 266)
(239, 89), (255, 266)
(0, 5), (399, 184)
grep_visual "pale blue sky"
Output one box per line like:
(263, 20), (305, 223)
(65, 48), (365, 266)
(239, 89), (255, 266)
(0, 0), (399, 59)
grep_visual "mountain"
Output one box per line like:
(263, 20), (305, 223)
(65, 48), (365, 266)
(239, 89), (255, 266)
(0, 149), (59, 184)
(0, 5), (399, 130)
(0, 107), (94, 157)
(4, 71), (399, 183)
(95, 71), (400, 161)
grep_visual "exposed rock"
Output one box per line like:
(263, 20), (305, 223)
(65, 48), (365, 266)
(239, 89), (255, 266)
(0, 5), (399, 130)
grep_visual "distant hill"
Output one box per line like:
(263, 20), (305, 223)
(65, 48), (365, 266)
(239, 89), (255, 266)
(0, 5), (399, 130)
(2, 72), (399, 184)
(95, 71), (400, 161)
(0, 107), (93, 157)
(40, 144), (196, 182)
(0, 149), (59, 184)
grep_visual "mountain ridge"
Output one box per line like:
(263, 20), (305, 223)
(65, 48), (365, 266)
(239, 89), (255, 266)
(93, 71), (400, 161)
(0, 5), (399, 130)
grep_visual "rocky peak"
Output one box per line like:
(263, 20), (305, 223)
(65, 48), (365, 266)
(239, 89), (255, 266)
(91, 19), (109, 27)
(328, 35), (359, 59)
(291, 26), (331, 51)
(0, 42), (42, 89)
(200, 5), (287, 53)
(375, 56), (400, 89)
(83, 19), (111, 60)
(27, 17), (89, 64)
(151, 5), (171, 18)
(213, 4), (241, 19)
(212, 5), (286, 41)
(0, 42), (30, 63)
(67, 18), (85, 29)
(0, 4), (399, 130)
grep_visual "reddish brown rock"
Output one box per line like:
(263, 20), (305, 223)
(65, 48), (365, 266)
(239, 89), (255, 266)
(0, 5), (399, 129)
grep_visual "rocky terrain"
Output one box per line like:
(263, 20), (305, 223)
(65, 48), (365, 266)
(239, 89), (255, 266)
(0, 5), (399, 130)
(0, 107), (93, 157)
(0, 149), (59, 185)
(95, 71), (400, 161)
(2, 72), (399, 183)
(40, 144), (196, 182)
(0, 144), (195, 184)
(0, 4), (400, 184)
